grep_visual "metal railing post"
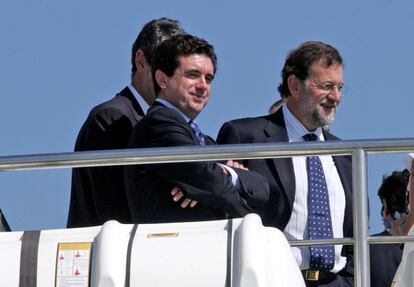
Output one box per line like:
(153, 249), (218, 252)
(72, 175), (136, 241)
(352, 148), (370, 287)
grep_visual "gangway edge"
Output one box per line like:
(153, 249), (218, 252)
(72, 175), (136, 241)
(0, 213), (305, 287)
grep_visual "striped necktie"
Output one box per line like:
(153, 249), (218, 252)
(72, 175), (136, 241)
(189, 120), (206, 145)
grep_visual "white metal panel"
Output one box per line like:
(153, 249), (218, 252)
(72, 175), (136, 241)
(129, 219), (231, 287)
(0, 215), (305, 287)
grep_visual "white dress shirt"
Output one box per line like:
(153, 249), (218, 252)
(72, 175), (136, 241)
(282, 105), (347, 272)
(128, 84), (149, 115)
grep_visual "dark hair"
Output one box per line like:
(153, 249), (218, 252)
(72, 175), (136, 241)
(151, 34), (217, 95)
(277, 41), (343, 98)
(131, 18), (185, 76)
(378, 169), (410, 216)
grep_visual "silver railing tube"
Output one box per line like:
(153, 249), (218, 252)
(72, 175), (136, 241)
(352, 148), (370, 287)
(1, 138), (414, 171)
(2, 138), (414, 287)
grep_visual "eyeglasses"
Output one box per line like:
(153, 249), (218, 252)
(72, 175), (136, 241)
(308, 79), (345, 93)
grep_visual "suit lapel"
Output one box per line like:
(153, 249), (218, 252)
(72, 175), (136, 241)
(205, 136), (216, 146)
(324, 130), (353, 236)
(263, 113), (352, 233)
(264, 110), (296, 208)
(149, 102), (204, 146)
(119, 86), (145, 120)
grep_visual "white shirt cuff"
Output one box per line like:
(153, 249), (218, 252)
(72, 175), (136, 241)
(217, 163), (239, 186)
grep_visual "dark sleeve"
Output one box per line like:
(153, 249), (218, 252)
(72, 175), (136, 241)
(216, 121), (243, 145)
(0, 209), (11, 231)
(74, 108), (134, 223)
(216, 121), (251, 167)
(128, 112), (269, 217)
(82, 108), (136, 150)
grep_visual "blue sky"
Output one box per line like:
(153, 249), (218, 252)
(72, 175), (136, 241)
(1, 0), (413, 234)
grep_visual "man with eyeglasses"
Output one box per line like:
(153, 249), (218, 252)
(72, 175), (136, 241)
(217, 41), (353, 286)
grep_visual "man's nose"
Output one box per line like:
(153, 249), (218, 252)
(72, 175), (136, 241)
(328, 87), (341, 102)
(195, 77), (209, 91)
(197, 76), (208, 87)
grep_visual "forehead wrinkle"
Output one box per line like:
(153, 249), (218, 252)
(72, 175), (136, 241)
(308, 63), (343, 84)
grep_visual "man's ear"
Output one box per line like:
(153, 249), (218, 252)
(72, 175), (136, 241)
(287, 74), (300, 98)
(155, 70), (167, 89)
(135, 50), (147, 72)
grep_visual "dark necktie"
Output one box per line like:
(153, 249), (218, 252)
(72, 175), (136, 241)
(303, 133), (335, 271)
(189, 120), (206, 145)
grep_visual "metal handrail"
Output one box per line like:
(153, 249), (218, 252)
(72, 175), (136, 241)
(1, 137), (414, 287)
(1, 138), (414, 171)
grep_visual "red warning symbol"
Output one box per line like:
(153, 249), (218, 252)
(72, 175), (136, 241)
(59, 254), (64, 260)
(75, 251), (81, 258)
(74, 268), (80, 276)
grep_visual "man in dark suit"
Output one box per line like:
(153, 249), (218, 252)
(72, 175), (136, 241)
(124, 34), (269, 224)
(67, 18), (186, 228)
(370, 169), (408, 287)
(0, 209), (10, 232)
(217, 42), (353, 286)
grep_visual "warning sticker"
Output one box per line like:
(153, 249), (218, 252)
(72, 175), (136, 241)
(55, 242), (92, 287)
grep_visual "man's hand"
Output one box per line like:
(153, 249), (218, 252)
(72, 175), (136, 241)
(225, 160), (248, 170)
(217, 160), (247, 176)
(170, 160), (247, 208)
(171, 186), (198, 208)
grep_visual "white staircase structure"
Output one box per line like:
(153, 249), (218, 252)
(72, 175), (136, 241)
(0, 214), (305, 287)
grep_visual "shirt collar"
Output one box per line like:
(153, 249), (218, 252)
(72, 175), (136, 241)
(155, 98), (193, 123)
(282, 104), (324, 143)
(128, 84), (150, 115)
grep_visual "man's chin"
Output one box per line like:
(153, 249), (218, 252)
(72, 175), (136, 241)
(189, 107), (204, 119)
(321, 115), (335, 127)
(315, 111), (335, 127)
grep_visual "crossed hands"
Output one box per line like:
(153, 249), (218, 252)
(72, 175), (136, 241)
(171, 160), (247, 208)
